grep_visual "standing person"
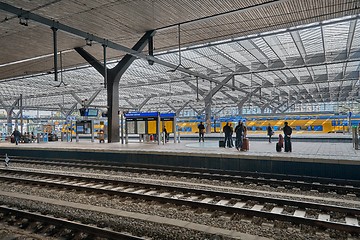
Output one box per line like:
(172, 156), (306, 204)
(11, 128), (21, 145)
(234, 121), (245, 150)
(229, 124), (234, 147)
(267, 123), (273, 143)
(197, 121), (205, 142)
(283, 122), (292, 152)
(162, 126), (169, 142)
(223, 122), (232, 148)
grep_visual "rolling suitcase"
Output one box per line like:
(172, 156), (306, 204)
(241, 138), (249, 151)
(219, 140), (225, 148)
(276, 142), (281, 152)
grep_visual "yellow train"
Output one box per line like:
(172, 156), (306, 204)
(177, 114), (357, 134)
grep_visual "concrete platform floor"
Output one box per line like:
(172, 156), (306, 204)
(1, 133), (359, 163)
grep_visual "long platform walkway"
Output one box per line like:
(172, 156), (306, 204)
(1, 133), (359, 164)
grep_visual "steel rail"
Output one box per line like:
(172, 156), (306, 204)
(9, 158), (360, 195)
(1, 170), (360, 234)
(0, 206), (146, 240)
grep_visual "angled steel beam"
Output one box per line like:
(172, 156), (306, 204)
(290, 30), (313, 85)
(57, 104), (67, 116)
(0, 99), (7, 110)
(188, 105), (201, 115)
(84, 89), (102, 107)
(66, 102), (78, 116)
(74, 48), (104, 75)
(345, 19), (358, 86)
(214, 106), (226, 115)
(346, 19), (358, 58)
(239, 87), (261, 105)
(165, 102), (177, 113)
(70, 92), (83, 105)
(260, 96), (279, 109)
(175, 100), (191, 115)
(183, 79), (206, 97)
(124, 99), (137, 109)
(8, 97), (20, 114)
(221, 91), (238, 103)
(204, 74), (234, 102)
(138, 96), (152, 110)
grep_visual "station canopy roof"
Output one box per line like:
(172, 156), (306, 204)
(0, 0), (359, 115)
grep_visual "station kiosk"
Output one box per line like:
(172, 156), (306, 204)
(124, 112), (176, 144)
(75, 120), (94, 142)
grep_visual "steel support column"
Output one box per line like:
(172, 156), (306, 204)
(204, 100), (211, 134)
(19, 94), (23, 134)
(6, 109), (12, 134)
(75, 30), (155, 142)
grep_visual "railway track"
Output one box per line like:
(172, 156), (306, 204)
(1, 167), (360, 236)
(9, 157), (360, 196)
(0, 205), (146, 240)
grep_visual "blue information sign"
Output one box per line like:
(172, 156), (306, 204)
(160, 113), (176, 118)
(124, 112), (159, 118)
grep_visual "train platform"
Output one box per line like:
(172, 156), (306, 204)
(0, 132), (359, 180)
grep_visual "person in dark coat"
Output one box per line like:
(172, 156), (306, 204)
(267, 123), (273, 143)
(197, 121), (205, 142)
(163, 126), (169, 142)
(11, 128), (21, 145)
(223, 122), (232, 148)
(235, 121), (245, 150)
(283, 122), (292, 152)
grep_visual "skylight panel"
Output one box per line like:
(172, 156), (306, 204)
(299, 27), (323, 55)
(251, 38), (278, 60)
(323, 22), (350, 53)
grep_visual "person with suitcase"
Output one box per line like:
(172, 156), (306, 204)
(283, 122), (292, 152)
